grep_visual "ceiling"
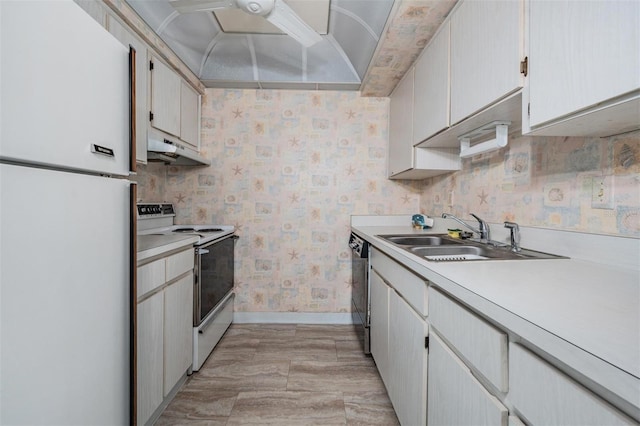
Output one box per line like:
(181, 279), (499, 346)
(125, 0), (457, 95)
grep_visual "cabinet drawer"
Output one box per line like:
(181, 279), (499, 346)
(429, 287), (508, 392)
(509, 343), (633, 425)
(428, 331), (508, 426)
(370, 248), (428, 317)
(138, 258), (165, 298)
(166, 248), (194, 282)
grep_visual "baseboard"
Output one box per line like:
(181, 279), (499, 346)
(233, 312), (354, 324)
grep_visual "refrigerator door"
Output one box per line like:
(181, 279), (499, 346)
(0, 163), (131, 424)
(0, 1), (130, 176)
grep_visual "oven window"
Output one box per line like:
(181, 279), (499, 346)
(199, 236), (235, 322)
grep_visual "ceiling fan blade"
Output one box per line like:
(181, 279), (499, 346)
(265, 0), (322, 47)
(170, 0), (235, 14)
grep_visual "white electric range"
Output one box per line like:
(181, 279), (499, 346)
(137, 203), (236, 371)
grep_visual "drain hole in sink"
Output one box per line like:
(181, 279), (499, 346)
(426, 254), (489, 261)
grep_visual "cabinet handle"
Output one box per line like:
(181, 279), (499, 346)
(520, 56), (528, 77)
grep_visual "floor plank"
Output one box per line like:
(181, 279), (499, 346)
(155, 323), (399, 425)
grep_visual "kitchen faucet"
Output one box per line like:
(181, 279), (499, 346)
(441, 213), (491, 242)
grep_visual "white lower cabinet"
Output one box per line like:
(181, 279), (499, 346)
(369, 270), (390, 385)
(366, 243), (637, 425)
(137, 248), (194, 425)
(428, 332), (508, 425)
(509, 343), (634, 425)
(163, 274), (194, 396)
(388, 289), (428, 426)
(429, 288), (508, 392)
(137, 291), (164, 426)
(370, 248), (428, 425)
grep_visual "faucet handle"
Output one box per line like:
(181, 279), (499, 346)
(470, 213), (490, 241)
(504, 221), (520, 252)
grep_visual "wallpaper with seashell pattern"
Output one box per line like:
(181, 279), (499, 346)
(138, 89), (640, 314)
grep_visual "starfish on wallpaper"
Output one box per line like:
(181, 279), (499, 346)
(289, 193), (300, 203)
(478, 189), (489, 204)
(175, 193), (186, 204)
(346, 165), (356, 176)
(346, 110), (356, 119)
(289, 137), (300, 146)
(232, 107), (243, 118)
(401, 194), (411, 204)
(288, 250), (299, 260)
(234, 223), (243, 231)
(232, 165), (243, 175)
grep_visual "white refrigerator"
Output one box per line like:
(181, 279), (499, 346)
(1, 1), (135, 424)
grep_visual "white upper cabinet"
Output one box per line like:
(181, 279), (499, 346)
(388, 68), (415, 177)
(179, 81), (201, 150)
(388, 68), (460, 180)
(150, 55), (182, 138)
(524, 0), (640, 136)
(450, 0), (523, 125)
(149, 55), (202, 151)
(413, 21), (450, 144)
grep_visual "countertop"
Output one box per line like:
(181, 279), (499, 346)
(137, 234), (198, 263)
(352, 224), (640, 417)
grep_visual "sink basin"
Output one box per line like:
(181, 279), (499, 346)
(378, 234), (463, 246)
(410, 245), (516, 261)
(410, 245), (565, 261)
(378, 233), (566, 261)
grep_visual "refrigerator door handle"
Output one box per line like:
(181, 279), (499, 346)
(90, 144), (115, 158)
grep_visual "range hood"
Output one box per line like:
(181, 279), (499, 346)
(147, 136), (210, 166)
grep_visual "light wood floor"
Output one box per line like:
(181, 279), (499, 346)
(156, 323), (400, 425)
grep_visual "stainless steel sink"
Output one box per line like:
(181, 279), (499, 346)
(410, 245), (500, 261)
(377, 234), (566, 261)
(378, 234), (463, 246)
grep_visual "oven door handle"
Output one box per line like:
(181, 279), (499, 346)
(196, 248), (209, 255)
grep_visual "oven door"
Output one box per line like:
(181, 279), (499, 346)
(194, 234), (237, 326)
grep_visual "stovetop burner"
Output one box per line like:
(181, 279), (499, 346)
(172, 227), (224, 233)
(137, 203), (235, 245)
(174, 227), (196, 232)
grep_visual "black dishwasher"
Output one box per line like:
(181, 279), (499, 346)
(349, 232), (370, 354)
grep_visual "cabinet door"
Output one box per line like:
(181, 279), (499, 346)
(369, 270), (390, 386)
(429, 288), (508, 392)
(527, 0), (640, 128)
(428, 332), (508, 426)
(163, 274), (194, 396)
(388, 68), (415, 177)
(108, 16), (149, 164)
(137, 292), (164, 426)
(150, 55), (181, 138)
(450, 0), (522, 124)
(509, 343), (633, 425)
(413, 22), (450, 144)
(388, 289), (428, 426)
(180, 81), (200, 150)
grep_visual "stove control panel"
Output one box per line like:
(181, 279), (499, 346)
(137, 203), (175, 219)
